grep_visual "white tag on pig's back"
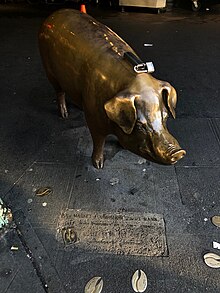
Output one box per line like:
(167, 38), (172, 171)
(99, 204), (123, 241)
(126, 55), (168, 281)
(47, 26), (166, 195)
(146, 62), (155, 73)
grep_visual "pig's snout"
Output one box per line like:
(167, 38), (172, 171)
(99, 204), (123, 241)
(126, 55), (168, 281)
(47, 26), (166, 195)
(139, 143), (186, 165)
(163, 143), (186, 164)
(139, 137), (186, 165)
(170, 149), (186, 164)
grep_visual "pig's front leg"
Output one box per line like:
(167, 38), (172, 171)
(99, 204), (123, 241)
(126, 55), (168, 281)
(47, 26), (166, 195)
(91, 132), (106, 169)
(86, 123), (105, 169)
(84, 109), (106, 169)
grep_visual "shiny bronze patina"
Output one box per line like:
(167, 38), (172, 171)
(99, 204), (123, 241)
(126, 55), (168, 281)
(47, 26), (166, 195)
(38, 9), (186, 168)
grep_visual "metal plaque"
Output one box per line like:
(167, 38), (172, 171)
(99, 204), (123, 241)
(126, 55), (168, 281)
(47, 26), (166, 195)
(58, 209), (167, 257)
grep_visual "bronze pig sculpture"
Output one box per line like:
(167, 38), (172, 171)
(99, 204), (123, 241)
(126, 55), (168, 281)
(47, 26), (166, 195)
(39, 9), (186, 169)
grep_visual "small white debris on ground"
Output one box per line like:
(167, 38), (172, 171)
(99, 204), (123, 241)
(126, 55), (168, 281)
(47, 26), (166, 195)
(144, 43), (153, 47)
(11, 246), (19, 251)
(110, 178), (119, 186)
(138, 158), (146, 164)
(213, 241), (220, 250)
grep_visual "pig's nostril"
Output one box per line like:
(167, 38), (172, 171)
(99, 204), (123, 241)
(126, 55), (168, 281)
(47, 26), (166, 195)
(171, 149), (186, 163)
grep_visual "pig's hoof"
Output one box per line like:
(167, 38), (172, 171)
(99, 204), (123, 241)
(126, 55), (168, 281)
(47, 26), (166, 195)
(92, 156), (104, 169)
(61, 109), (68, 119)
(59, 105), (68, 119)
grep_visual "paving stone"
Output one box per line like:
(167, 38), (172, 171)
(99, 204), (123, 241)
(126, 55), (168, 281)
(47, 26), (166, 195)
(162, 234), (220, 293)
(0, 220), (66, 293)
(33, 227), (60, 266)
(213, 118), (220, 144)
(68, 160), (157, 213)
(5, 163), (78, 226)
(176, 167), (220, 208)
(5, 268), (45, 293)
(167, 118), (220, 167)
(175, 166), (220, 235)
(55, 250), (163, 293)
(37, 125), (124, 166)
(0, 229), (44, 293)
(150, 165), (189, 235)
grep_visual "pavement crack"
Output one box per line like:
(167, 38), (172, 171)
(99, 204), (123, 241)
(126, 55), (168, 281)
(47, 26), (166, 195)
(3, 268), (19, 293)
(174, 166), (184, 205)
(15, 226), (49, 293)
(1, 161), (36, 199)
(208, 118), (220, 147)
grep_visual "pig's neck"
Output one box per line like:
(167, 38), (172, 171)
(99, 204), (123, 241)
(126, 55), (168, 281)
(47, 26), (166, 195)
(128, 73), (157, 94)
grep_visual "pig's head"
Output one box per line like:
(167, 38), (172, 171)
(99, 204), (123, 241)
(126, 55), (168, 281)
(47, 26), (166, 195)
(104, 73), (186, 165)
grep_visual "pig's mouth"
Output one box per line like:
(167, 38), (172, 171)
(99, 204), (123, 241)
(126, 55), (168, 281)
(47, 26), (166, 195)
(139, 146), (159, 163)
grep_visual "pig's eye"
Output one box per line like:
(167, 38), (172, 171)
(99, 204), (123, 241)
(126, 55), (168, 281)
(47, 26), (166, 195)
(136, 121), (153, 134)
(136, 121), (147, 133)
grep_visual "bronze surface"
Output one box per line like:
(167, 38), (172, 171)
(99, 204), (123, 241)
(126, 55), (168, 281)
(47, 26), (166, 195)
(39, 9), (186, 168)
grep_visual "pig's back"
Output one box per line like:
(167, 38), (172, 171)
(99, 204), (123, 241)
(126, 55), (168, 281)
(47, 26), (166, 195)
(39, 9), (136, 105)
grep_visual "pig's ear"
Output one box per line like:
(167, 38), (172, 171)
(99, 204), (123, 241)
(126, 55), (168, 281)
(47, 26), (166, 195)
(104, 95), (137, 134)
(162, 84), (177, 119)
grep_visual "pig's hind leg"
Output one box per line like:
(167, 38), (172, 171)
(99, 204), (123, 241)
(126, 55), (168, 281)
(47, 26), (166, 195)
(47, 71), (68, 118)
